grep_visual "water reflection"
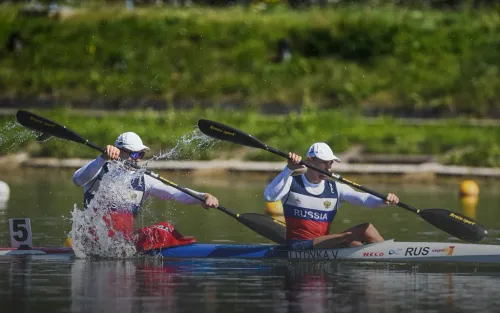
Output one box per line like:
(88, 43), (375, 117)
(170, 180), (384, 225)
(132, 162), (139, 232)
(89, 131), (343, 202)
(3, 257), (32, 313)
(1, 256), (500, 313)
(1, 258), (482, 313)
(283, 261), (500, 313)
(1, 256), (73, 313)
(71, 259), (137, 313)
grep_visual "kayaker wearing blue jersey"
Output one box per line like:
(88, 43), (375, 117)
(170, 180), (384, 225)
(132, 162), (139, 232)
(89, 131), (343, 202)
(264, 142), (399, 250)
(72, 131), (219, 251)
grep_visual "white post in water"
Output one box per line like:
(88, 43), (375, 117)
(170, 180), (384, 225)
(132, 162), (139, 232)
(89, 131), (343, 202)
(0, 181), (9, 209)
(126, 0), (134, 10)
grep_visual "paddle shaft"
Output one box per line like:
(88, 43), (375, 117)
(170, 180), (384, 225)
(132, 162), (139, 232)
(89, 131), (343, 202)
(264, 145), (420, 214)
(198, 119), (418, 213)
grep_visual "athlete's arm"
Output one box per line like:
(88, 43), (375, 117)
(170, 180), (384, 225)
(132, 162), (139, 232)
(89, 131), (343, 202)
(72, 156), (107, 187)
(144, 175), (205, 205)
(264, 166), (294, 201)
(337, 183), (386, 208)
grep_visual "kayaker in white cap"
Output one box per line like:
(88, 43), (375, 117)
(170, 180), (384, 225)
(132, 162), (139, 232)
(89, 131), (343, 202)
(72, 131), (219, 252)
(264, 142), (399, 250)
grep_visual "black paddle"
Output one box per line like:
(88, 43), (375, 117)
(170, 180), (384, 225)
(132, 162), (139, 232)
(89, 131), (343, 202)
(15, 110), (287, 244)
(197, 119), (488, 243)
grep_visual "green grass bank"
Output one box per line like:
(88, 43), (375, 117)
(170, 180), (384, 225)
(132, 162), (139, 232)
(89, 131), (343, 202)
(1, 109), (499, 167)
(2, 5), (500, 117)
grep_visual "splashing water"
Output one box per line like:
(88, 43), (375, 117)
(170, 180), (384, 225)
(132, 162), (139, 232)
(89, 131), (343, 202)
(137, 127), (217, 225)
(149, 128), (216, 161)
(139, 128), (216, 223)
(0, 120), (43, 152)
(68, 162), (145, 259)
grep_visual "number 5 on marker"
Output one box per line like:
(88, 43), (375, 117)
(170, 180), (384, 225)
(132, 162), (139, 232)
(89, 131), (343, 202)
(9, 218), (33, 248)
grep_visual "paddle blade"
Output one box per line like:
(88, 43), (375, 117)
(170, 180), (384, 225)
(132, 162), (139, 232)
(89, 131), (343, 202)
(16, 110), (85, 144)
(238, 213), (287, 244)
(16, 110), (104, 153)
(419, 209), (487, 242)
(198, 119), (267, 150)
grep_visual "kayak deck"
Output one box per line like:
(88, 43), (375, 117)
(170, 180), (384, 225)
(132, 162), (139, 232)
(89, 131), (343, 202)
(2, 240), (500, 264)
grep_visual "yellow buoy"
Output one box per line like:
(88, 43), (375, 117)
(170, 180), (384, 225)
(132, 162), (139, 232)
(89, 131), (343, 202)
(459, 180), (479, 197)
(461, 196), (478, 220)
(64, 237), (73, 247)
(459, 180), (479, 220)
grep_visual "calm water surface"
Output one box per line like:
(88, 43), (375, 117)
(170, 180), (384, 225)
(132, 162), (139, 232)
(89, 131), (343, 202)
(1, 168), (499, 313)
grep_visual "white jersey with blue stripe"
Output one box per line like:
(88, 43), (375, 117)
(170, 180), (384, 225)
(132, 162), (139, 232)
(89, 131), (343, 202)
(73, 156), (206, 215)
(264, 166), (387, 240)
(282, 176), (339, 239)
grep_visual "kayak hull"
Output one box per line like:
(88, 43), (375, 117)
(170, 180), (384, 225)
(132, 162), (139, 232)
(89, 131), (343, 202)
(152, 239), (500, 264)
(2, 240), (500, 264)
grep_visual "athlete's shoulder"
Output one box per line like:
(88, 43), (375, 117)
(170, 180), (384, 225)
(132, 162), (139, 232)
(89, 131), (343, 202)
(325, 179), (339, 194)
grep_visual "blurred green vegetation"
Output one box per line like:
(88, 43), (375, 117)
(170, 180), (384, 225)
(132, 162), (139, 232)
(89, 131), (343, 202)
(1, 109), (499, 167)
(1, 5), (500, 117)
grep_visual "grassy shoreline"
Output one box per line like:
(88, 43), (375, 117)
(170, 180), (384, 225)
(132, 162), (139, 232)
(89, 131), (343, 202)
(1, 109), (498, 167)
(2, 5), (500, 117)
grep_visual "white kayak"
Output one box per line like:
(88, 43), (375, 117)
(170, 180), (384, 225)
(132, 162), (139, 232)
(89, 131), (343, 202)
(284, 239), (500, 263)
(3, 217), (499, 263)
(2, 240), (500, 264)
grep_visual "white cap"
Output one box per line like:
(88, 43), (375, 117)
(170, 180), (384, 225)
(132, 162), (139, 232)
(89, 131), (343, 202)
(306, 142), (341, 162)
(115, 132), (150, 152)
